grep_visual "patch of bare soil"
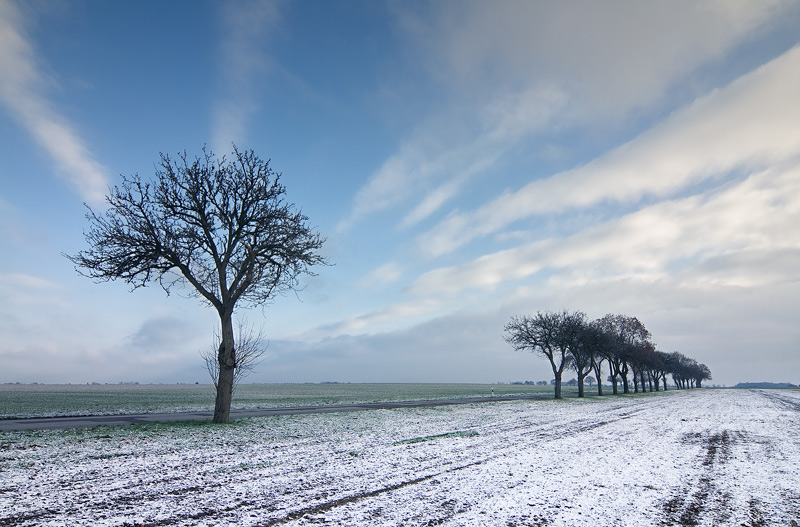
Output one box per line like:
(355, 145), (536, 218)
(661, 430), (735, 526)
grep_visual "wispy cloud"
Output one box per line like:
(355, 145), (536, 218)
(358, 261), (403, 287)
(0, 0), (108, 203)
(211, 0), (280, 153)
(410, 162), (800, 297)
(341, 1), (792, 233)
(323, 59), (800, 335)
(339, 85), (567, 232)
(405, 0), (789, 117)
(129, 316), (195, 350)
(417, 44), (800, 257)
(299, 297), (443, 338)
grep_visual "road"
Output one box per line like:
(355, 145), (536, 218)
(0, 393), (551, 431)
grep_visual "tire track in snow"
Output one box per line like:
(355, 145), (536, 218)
(661, 430), (735, 526)
(0, 393), (694, 526)
(259, 460), (488, 526)
(253, 397), (669, 526)
(754, 389), (800, 413)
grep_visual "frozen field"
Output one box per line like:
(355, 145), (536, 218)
(1, 389), (798, 526)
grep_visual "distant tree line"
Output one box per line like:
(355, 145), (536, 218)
(503, 310), (712, 399)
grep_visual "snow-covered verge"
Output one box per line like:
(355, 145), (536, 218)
(1, 389), (798, 526)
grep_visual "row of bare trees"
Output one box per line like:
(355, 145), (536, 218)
(503, 310), (711, 399)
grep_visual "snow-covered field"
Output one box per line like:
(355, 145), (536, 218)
(2, 389), (798, 526)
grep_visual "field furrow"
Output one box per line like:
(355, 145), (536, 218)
(1, 389), (798, 526)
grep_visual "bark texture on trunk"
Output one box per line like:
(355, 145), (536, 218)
(621, 368), (630, 394)
(593, 362), (604, 396)
(213, 313), (236, 424)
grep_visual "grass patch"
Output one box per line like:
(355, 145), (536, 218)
(0, 383), (556, 419)
(393, 430), (479, 445)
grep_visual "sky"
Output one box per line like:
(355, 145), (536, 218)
(1, 0), (799, 388)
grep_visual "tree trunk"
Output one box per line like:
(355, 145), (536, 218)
(621, 367), (630, 394)
(593, 361), (604, 396)
(577, 372), (585, 398)
(608, 360), (619, 395)
(213, 311), (236, 424)
(633, 370), (639, 393)
(553, 371), (562, 399)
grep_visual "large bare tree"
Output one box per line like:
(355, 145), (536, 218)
(504, 310), (585, 399)
(66, 146), (327, 423)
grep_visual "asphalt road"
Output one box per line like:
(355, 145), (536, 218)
(0, 393), (552, 432)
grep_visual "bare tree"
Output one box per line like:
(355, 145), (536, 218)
(669, 352), (712, 388)
(66, 146), (327, 423)
(694, 363), (712, 388)
(504, 310), (585, 399)
(597, 314), (651, 395)
(574, 320), (608, 397)
(202, 320), (267, 394)
(568, 315), (596, 398)
(628, 340), (655, 393)
(646, 350), (671, 392)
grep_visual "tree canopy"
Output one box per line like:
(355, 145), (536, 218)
(67, 146), (327, 422)
(504, 309), (711, 399)
(503, 310), (586, 399)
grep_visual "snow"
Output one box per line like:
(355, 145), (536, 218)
(1, 389), (799, 526)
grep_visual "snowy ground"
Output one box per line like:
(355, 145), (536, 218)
(1, 389), (798, 526)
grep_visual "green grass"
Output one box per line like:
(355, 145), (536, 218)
(0, 383), (559, 419)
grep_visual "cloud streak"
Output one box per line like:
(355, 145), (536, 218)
(418, 44), (800, 256)
(410, 162), (800, 297)
(338, 79), (569, 232)
(341, 1), (793, 233)
(0, 0), (107, 203)
(211, 0), (280, 153)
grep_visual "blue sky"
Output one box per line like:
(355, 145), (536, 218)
(1, 0), (799, 387)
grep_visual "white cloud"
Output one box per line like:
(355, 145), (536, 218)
(406, 0), (789, 117)
(314, 158), (800, 339)
(0, 272), (60, 291)
(410, 162), (800, 297)
(340, 85), (567, 231)
(259, 273), (800, 386)
(418, 44), (800, 256)
(259, 307), (539, 383)
(298, 297), (443, 339)
(0, 0), (108, 203)
(342, 1), (795, 234)
(358, 261), (403, 287)
(211, 0), (280, 153)
(0, 272), (65, 311)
